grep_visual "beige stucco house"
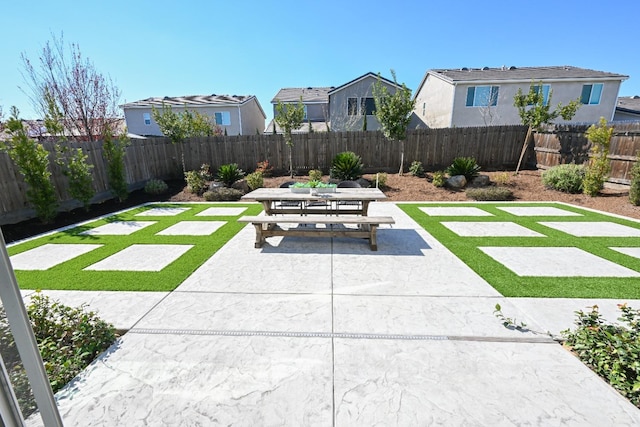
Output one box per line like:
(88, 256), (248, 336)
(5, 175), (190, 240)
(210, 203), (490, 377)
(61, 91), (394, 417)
(413, 66), (628, 128)
(121, 94), (266, 137)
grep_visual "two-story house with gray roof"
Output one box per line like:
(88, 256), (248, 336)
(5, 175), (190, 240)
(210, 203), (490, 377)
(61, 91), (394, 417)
(266, 87), (332, 133)
(121, 94), (266, 137)
(413, 66), (628, 128)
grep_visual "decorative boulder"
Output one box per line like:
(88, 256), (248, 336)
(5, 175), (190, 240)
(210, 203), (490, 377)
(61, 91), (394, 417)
(209, 181), (224, 191)
(446, 175), (467, 189)
(469, 175), (491, 188)
(231, 179), (250, 193)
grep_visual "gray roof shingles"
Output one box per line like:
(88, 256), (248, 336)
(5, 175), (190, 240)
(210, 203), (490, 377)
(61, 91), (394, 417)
(122, 94), (253, 108)
(271, 87), (332, 103)
(617, 96), (640, 113)
(430, 66), (628, 83)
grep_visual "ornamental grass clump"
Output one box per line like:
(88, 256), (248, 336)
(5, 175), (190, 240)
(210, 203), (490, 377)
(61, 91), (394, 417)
(541, 164), (585, 193)
(466, 186), (513, 201)
(446, 157), (481, 181)
(144, 179), (168, 195)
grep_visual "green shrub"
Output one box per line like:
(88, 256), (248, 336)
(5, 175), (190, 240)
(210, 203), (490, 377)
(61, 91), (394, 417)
(583, 118), (613, 197)
(409, 160), (425, 177)
(199, 163), (213, 181)
(432, 171), (446, 188)
(375, 172), (388, 188)
(330, 151), (363, 181)
(26, 293), (116, 393)
(493, 172), (511, 186)
(562, 304), (640, 408)
(541, 164), (586, 193)
(56, 145), (95, 211)
(2, 110), (58, 223)
(203, 187), (243, 201)
(308, 169), (323, 181)
(144, 179), (168, 195)
(446, 157), (481, 181)
(184, 170), (207, 195)
(630, 156), (640, 206)
(103, 131), (130, 202)
(217, 163), (244, 187)
(466, 186), (513, 201)
(246, 171), (264, 190)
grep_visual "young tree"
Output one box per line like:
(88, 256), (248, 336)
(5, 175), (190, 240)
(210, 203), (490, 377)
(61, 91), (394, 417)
(373, 70), (416, 174)
(514, 82), (581, 173)
(102, 125), (129, 202)
(21, 32), (122, 141)
(1, 107), (58, 223)
(152, 102), (222, 174)
(274, 99), (305, 177)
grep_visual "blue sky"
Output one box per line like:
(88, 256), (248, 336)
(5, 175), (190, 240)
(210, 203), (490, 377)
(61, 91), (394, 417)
(1, 0), (638, 124)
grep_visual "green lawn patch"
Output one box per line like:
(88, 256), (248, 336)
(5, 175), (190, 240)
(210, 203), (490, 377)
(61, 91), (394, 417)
(8, 203), (262, 291)
(399, 202), (640, 299)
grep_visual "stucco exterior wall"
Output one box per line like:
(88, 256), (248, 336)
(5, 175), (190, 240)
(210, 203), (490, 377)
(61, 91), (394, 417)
(329, 76), (397, 131)
(414, 75), (455, 128)
(271, 102), (328, 123)
(124, 103), (265, 136)
(449, 80), (623, 127)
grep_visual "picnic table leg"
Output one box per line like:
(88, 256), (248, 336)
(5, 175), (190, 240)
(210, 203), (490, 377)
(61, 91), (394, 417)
(252, 223), (265, 248)
(369, 224), (379, 251)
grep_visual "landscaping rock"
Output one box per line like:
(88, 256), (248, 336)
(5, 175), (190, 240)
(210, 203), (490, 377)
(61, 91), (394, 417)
(469, 175), (491, 187)
(209, 181), (224, 191)
(231, 179), (250, 193)
(447, 175), (467, 189)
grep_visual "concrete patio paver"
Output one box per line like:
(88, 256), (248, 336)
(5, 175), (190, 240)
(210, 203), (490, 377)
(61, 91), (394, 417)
(22, 202), (640, 426)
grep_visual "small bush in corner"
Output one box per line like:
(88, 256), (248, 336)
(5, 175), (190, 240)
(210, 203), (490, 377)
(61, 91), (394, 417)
(431, 171), (446, 188)
(308, 169), (323, 182)
(541, 164), (585, 194)
(629, 155), (640, 206)
(246, 171), (264, 190)
(374, 172), (388, 188)
(184, 170), (207, 195)
(330, 151), (363, 181)
(562, 304), (640, 408)
(203, 187), (243, 201)
(144, 179), (168, 195)
(466, 186), (513, 201)
(409, 160), (425, 177)
(446, 157), (481, 181)
(26, 292), (116, 393)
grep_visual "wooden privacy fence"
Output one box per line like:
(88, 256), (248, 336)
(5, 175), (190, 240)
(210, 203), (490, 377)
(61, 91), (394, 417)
(3, 123), (608, 224)
(533, 122), (640, 184)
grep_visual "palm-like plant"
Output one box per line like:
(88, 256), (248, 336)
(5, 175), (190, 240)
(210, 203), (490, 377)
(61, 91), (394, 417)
(446, 157), (481, 181)
(330, 151), (363, 181)
(217, 163), (244, 187)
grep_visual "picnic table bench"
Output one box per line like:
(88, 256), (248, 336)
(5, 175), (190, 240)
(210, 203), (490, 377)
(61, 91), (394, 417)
(238, 215), (395, 251)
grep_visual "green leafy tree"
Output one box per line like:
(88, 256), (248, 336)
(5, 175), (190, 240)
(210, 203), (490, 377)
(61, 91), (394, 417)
(274, 99), (305, 177)
(55, 145), (95, 210)
(514, 81), (581, 173)
(373, 70), (416, 174)
(102, 126), (129, 202)
(152, 102), (221, 174)
(583, 117), (613, 196)
(1, 107), (58, 223)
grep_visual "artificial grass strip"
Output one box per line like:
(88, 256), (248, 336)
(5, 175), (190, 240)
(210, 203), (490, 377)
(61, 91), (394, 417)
(8, 203), (262, 291)
(399, 202), (640, 299)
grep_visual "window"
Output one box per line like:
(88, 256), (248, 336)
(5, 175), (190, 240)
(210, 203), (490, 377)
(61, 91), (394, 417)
(361, 97), (376, 115)
(581, 83), (603, 105)
(466, 86), (499, 107)
(214, 111), (231, 125)
(531, 84), (550, 106)
(303, 105), (308, 120)
(347, 97), (358, 116)
(422, 102), (426, 116)
(143, 112), (151, 125)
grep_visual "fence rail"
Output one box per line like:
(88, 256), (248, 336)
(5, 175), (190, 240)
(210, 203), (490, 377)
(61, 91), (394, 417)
(1, 123), (638, 224)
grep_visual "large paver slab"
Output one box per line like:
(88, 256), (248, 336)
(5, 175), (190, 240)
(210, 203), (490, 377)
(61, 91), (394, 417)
(442, 221), (545, 237)
(334, 339), (640, 425)
(79, 221), (156, 235)
(540, 221), (640, 237)
(196, 207), (248, 216)
(497, 206), (583, 216)
(9, 244), (102, 270)
(156, 220), (226, 236)
(85, 244), (193, 271)
(135, 207), (190, 216)
(47, 333), (333, 426)
(420, 206), (493, 216)
(480, 246), (640, 277)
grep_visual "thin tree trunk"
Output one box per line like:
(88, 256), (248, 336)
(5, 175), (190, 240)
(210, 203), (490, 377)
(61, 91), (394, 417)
(398, 140), (405, 175)
(515, 126), (533, 175)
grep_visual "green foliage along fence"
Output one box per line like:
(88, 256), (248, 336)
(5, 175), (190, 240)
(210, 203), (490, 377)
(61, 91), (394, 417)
(1, 123), (635, 224)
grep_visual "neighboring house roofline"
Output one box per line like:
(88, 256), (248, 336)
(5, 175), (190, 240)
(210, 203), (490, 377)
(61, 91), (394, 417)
(271, 87), (333, 104)
(327, 72), (402, 95)
(616, 96), (640, 115)
(414, 65), (629, 98)
(121, 94), (266, 119)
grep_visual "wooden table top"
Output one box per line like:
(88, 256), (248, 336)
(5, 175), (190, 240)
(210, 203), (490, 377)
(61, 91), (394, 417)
(241, 187), (387, 202)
